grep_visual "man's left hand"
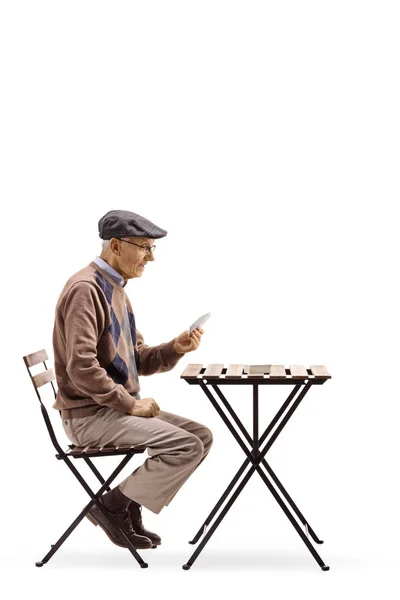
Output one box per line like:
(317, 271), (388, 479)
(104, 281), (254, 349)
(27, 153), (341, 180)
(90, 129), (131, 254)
(173, 327), (204, 354)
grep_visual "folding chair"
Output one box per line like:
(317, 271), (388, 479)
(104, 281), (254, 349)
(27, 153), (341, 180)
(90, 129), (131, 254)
(23, 349), (151, 569)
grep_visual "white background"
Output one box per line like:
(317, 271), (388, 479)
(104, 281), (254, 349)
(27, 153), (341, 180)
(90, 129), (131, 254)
(1, 1), (399, 598)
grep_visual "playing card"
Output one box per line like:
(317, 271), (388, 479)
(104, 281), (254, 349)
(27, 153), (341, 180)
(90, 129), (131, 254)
(189, 312), (211, 335)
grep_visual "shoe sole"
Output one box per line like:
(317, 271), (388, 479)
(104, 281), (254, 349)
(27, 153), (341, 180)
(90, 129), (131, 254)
(86, 511), (152, 550)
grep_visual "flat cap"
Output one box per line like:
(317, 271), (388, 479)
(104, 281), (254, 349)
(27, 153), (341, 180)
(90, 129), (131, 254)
(98, 210), (168, 240)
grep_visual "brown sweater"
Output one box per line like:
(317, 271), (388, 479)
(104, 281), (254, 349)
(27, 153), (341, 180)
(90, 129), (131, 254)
(52, 261), (185, 419)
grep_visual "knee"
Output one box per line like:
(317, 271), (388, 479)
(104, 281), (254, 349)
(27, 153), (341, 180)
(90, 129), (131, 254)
(201, 427), (213, 452)
(183, 434), (204, 462)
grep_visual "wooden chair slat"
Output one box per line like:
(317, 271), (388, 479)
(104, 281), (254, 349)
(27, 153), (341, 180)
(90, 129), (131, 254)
(67, 444), (146, 457)
(203, 364), (224, 378)
(225, 364), (245, 379)
(269, 365), (286, 379)
(180, 364), (203, 378)
(32, 368), (56, 389)
(69, 447), (84, 454)
(24, 349), (48, 368)
(289, 365), (308, 378)
(310, 365), (331, 379)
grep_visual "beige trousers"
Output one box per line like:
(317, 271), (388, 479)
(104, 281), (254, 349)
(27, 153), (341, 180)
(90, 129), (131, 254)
(62, 407), (213, 514)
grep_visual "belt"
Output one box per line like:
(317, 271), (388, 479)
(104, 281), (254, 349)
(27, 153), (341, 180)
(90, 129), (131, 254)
(60, 393), (141, 420)
(61, 405), (105, 420)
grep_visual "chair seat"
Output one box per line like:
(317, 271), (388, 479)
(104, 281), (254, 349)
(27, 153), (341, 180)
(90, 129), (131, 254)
(55, 444), (147, 459)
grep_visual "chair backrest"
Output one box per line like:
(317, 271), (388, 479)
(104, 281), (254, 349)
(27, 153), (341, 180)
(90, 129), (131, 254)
(23, 349), (65, 456)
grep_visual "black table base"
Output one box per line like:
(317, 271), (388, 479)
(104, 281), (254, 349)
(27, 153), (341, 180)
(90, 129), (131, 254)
(182, 378), (330, 571)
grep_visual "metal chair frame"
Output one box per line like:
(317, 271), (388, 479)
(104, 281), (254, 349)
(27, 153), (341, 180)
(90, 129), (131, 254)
(23, 349), (150, 569)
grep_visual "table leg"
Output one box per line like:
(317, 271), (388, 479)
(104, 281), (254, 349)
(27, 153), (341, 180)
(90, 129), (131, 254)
(209, 381), (325, 543)
(183, 464), (256, 570)
(183, 380), (329, 571)
(259, 459), (324, 544)
(184, 455), (329, 571)
(254, 464), (330, 571)
(257, 382), (325, 545)
(188, 459), (249, 545)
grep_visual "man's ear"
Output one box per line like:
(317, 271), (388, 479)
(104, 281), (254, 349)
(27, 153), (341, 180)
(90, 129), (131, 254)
(110, 238), (121, 255)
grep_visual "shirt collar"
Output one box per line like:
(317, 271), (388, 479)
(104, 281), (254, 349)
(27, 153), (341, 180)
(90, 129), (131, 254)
(93, 256), (127, 287)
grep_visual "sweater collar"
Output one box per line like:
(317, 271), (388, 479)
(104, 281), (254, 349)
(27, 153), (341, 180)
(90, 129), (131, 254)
(93, 256), (127, 287)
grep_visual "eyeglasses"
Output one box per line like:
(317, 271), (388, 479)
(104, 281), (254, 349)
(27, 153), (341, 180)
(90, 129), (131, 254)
(119, 239), (156, 254)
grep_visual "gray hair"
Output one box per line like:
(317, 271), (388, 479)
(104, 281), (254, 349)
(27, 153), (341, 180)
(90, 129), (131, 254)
(101, 239), (111, 251)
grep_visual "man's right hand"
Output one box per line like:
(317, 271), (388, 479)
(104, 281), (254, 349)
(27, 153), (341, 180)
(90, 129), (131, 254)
(128, 397), (160, 417)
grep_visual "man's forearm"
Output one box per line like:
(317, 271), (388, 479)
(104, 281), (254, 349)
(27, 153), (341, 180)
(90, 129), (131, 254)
(136, 331), (185, 376)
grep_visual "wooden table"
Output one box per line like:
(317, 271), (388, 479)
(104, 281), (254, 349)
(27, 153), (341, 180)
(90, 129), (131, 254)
(180, 363), (331, 571)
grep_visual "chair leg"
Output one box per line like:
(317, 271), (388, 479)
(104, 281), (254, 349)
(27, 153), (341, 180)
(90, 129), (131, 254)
(35, 503), (93, 567)
(82, 455), (112, 492)
(36, 452), (149, 569)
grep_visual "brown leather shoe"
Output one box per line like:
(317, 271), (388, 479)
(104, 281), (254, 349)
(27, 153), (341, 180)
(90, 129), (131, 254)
(86, 501), (153, 549)
(128, 500), (162, 546)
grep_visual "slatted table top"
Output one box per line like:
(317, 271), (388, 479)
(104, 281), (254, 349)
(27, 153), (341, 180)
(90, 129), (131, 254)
(180, 364), (331, 384)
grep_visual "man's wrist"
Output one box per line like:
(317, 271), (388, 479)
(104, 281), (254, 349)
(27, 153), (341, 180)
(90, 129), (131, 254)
(173, 340), (185, 355)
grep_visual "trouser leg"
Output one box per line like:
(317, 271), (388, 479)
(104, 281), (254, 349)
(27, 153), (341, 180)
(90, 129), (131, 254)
(154, 410), (213, 507)
(63, 407), (206, 514)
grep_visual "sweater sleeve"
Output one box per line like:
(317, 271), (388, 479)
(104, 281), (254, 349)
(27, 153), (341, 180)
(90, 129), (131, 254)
(136, 328), (185, 376)
(62, 282), (136, 414)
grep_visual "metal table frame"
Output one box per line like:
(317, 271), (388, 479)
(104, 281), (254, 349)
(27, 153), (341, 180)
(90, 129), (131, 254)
(180, 365), (330, 571)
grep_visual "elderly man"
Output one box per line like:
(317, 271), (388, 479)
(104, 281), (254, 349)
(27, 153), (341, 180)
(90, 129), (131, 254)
(52, 209), (212, 550)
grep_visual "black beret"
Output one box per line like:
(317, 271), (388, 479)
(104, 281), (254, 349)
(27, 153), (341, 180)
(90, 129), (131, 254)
(98, 210), (168, 240)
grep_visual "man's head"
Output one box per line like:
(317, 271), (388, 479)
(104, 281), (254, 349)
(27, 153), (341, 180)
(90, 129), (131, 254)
(98, 209), (167, 281)
(100, 236), (156, 281)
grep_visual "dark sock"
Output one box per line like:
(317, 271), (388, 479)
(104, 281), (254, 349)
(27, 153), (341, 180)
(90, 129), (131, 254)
(102, 486), (132, 513)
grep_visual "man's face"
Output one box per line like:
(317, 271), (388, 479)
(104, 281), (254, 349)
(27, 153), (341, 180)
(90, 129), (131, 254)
(111, 236), (155, 280)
